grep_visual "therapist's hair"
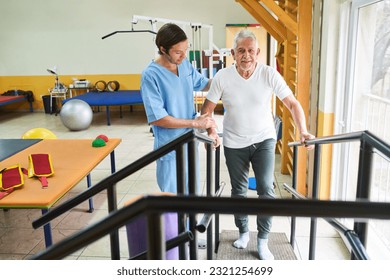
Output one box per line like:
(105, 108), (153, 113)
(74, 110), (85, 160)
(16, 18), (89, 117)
(155, 23), (187, 55)
(233, 29), (258, 49)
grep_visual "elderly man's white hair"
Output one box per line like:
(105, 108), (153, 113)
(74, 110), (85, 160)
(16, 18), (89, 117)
(233, 29), (259, 49)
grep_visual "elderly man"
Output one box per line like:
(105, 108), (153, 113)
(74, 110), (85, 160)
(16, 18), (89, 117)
(201, 29), (314, 260)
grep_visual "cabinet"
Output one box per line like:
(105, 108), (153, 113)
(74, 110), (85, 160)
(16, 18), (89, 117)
(68, 85), (92, 97)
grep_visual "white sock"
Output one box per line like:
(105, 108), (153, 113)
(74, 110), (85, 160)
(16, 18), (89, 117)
(233, 232), (250, 249)
(257, 238), (274, 260)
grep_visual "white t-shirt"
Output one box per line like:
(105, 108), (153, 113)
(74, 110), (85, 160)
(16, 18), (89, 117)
(206, 63), (292, 148)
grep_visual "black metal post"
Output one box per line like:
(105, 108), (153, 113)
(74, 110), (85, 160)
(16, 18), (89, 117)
(147, 212), (165, 260)
(175, 145), (187, 259)
(309, 144), (321, 260)
(214, 146), (221, 253)
(206, 143), (215, 260)
(188, 139), (198, 260)
(290, 145), (298, 248)
(352, 137), (373, 259)
(107, 183), (120, 260)
(176, 145), (186, 195)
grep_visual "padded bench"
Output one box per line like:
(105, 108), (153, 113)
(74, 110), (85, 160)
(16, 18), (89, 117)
(0, 95), (33, 112)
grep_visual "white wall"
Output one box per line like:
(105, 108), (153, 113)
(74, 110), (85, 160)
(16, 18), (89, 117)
(0, 0), (254, 76)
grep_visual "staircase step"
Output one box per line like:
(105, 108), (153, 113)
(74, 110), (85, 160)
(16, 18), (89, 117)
(216, 230), (297, 260)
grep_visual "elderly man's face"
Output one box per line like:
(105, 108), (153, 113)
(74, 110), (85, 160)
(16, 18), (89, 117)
(232, 37), (260, 72)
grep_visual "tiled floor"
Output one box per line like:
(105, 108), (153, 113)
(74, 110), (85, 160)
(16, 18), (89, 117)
(0, 108), (349, 260)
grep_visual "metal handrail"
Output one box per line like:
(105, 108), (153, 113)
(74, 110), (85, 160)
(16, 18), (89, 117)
(30, 195), (390, 260)
(32, 129), (213, 228)
(289, 130), (390, 158)
(195, 182), (226, 233)
(287, 130), (390, 260)
(32, 129), (215, 260)
(30, 129), (390, 260)
(288, 131), (364, 147)
(283, 183), (370, 259)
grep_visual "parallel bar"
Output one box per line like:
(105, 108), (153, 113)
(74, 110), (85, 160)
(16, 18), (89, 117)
(107, 183), (119, 260)
(283, 182), (370, 260)
(289, 131), (364, 147)
(187, 139), (198, 260)
(30, 196), (390, 260)
(195, 183), (225, 233)
(206, 143), (215, 260)
(175, 145), (187, 259)
(108, 150), (119, 259)
(147, 212), (164, 260)
(214, 146), (221, 253)
(353, 138), (373, 259)
(363, 131), (390, 158)
(32, 130), (205, 229)
(345, 231), (370, 260)
(309, 144), (321, 260)
(290, 145), (298, 248)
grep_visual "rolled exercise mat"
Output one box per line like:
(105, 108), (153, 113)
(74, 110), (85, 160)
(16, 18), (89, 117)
(94, 80), (107, 92)
(107, 80), (120, 92)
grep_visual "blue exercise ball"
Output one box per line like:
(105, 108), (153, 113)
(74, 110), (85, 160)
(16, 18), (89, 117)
(60, 99), (93, 131)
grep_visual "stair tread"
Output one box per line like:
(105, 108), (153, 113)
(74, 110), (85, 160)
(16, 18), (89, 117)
(216, 230), (297, 260)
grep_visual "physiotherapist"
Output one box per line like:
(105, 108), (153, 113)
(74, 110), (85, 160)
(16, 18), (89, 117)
(140, 23), (218, 194)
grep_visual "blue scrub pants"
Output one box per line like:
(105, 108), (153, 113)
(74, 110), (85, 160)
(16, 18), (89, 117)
(224, 138), (276, 239)
(156, 143), (200, 195)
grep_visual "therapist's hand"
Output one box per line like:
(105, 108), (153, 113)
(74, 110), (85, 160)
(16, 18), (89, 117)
(194, 113), (217, 130)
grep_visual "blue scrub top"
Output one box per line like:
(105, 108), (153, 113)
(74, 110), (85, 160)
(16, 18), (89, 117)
(141, 59), (208, 159)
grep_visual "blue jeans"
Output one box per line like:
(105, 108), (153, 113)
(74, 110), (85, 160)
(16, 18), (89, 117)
(224, 138), (276, 239)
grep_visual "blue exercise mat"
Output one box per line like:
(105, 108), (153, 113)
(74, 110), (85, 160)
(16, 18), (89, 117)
(63, 90), (143, 106)
(62, 90), (143, 125)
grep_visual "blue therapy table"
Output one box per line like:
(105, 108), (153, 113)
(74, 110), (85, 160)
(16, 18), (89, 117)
(63, 90), (143, 125)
